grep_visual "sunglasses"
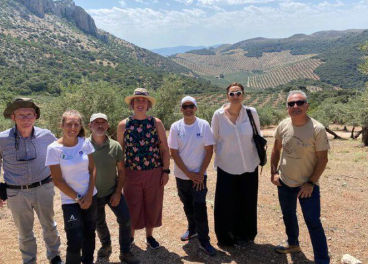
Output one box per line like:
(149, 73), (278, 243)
(287, 100), (307, 107)
(228, 91), (243, 97)
(134, 91), (149, 96)
(182, 104), (195, 110)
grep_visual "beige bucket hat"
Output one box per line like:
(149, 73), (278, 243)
(124, 88), (156, 106)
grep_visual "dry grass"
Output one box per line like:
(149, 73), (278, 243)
(1, 132), (367, 264)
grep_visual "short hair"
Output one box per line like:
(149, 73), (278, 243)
(61, 110), (85, 138)
(287, 90), (308, 102)
(226, 82), (245, 93)
(129, 98), (153, 111)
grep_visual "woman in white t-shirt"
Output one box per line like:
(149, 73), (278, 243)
(46, 110), (97, 264)
(211, 82), (261, 247)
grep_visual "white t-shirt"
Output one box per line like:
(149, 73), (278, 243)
(45, 137), (97, 204)
(168, 117), (215, 180)
(211, 104), (261, 175)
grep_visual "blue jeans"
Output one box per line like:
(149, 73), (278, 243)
(62, 196), (97, 264)
(278, 181), (330, 264)
(176, 176), (210, 242)
(96, 193), (131, 253)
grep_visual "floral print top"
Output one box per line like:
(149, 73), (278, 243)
(124, 116), (162, 171)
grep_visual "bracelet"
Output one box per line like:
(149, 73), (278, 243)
(307, 180), (315, 187)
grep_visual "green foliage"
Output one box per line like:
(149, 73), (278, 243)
(42, 81), (130, 138)
(186, 48), (216, 56)
(256, 106), (286, 127)
(151, 76), (184, 129)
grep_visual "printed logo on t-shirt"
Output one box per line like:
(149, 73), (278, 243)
(79, 151), (84, 156)
(60, 152), (73, 160)
(68, 215), (77, 222)
(177, 131), (185, 138)
(196, 132), (203, 137)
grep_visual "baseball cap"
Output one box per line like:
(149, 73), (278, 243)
(90, 113), (108, 122)
(181, 96), (197, 107)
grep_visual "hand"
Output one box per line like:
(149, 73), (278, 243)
(110, 192), (121, 207)
(0, 199), (4, 208)
(79, 194), (92, 209)
(271, 172), (281, 186)
(193, 181), (204, 191)
(297, 183), (314, 198)
(186, 172), (204, 184)
(161, 173), (169, 186)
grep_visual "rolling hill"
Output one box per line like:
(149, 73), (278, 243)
(171, 30), (368, 90)
(0, 0), (219, 95)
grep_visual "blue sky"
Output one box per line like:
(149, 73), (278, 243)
(73, 0), (368, 50)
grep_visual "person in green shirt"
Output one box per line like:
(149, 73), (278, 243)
(88, 113), (140, 264)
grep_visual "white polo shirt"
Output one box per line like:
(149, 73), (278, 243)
(168, 117), (215, 180)
(211, 104), (261, 175)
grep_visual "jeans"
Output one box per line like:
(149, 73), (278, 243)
(6, 182), (61, 264)
(62, 195), (97, 264)
(214, 167), (258, 246)
(176, 176), (210, 242)
(96, 193), (131, 253)
(278, 181), (330, 264)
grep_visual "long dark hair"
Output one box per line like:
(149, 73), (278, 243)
(61, 110), (85, 138)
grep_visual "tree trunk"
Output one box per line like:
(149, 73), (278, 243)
(343, 125), (348, 131)
(325, 127), (345, 140)
(354, 130), (363, 139)
(350, 126), (355, 139)
(362, 126), (368, 146)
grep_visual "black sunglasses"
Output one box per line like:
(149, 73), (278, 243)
(182, 104), (195, 110)
(287, 100), (307, 107)
(228, 91), (243, 97)
(14, 131), (37, 161)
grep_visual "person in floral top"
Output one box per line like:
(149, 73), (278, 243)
(117, 88), (170, 250)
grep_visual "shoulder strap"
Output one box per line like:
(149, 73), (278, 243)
(246, 108), (259, 136)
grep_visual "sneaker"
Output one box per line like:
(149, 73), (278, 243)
(180, 230), (198, 241)
(274, 244), (301, 254)
(146, 236), (160, 249)
(50, 256), (64, 264)
(120, 251), (140, 264)
(199, 241), (217, 256)
(97, 243), (112, 258)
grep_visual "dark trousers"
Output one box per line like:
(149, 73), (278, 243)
(96, 193), (132, 253)
(278, 181), (330, 264)
(176, 176), (210, 242)
(214, 167), (258, 246)
(62, 195), (97, 264)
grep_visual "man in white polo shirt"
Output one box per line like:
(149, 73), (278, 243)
(168, 96), (216, 256)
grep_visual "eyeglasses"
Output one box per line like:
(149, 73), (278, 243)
(228, 91), (243, 97)
(64, 123), (81, 128)
(14, 114), (35, 120)
(182, 104), (195, 110)
(287, 100), (307, 107)
(14, 132), (37, 161)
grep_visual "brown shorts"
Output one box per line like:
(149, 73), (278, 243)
(123, 167), (164, 229)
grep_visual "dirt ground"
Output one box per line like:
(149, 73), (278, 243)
(0, 129), (367, 264)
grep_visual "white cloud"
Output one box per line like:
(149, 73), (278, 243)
(197, 0), (276, 5)
(119, 1), (126, 7)
(134, 0), (149, 4)
(87, 0), (368, 49)
(174, 0), (194, 4)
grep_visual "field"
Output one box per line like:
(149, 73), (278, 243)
(172, 48), (323, 90)
(0, 129), (367, 264)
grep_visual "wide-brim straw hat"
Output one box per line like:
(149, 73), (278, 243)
(124, 88), (156, 106)
(3, 98), (41, 119)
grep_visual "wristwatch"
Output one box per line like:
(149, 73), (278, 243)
(75, 194), (82, 202)
(307, 180), (315, 187)
(163, 169), (170, 174)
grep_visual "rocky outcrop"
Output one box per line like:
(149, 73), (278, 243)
(16, 0), (106, 41)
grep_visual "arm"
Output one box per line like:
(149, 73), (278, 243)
(117, 119), (126, 150)
(79, 153), (96, 209)
(49, 164), (80, 201)
(270, 138), (282, 186)
(194, 144), (214, 190)
(298, 150), (328, 198)
(110, 160), (125, 207)
(155, 118), (170, 186)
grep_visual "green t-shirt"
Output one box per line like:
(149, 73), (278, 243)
(88, 136), (124, 198)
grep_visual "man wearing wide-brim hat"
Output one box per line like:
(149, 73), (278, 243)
(0, 98), (63, 264)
